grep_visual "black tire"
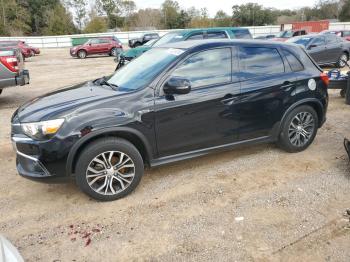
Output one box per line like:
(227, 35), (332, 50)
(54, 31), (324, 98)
(110, 47), (117, 57)
(340, 89), (346, 98)
(337, 52), (348, 68)
(0, 89), (2, 95)
(133, 42), (141, 48)
(75, 137), (144, 201)
(77, 50), (87, 59)
(278, 105), (318, 153)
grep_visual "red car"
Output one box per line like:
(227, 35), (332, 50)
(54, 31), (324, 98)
(0, 41), (36, 59)
(321, 30), (350, 41)
(70, 37), (123, 59)
(272, 30), (308, 42)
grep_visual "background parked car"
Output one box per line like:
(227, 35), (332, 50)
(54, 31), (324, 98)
(116, 27), (252, 68)
(272, 29), (307, 42)
(0, 48), (29, 95)
(11, 40), (328, 201)
(128, 33), (160, 48)
(70, 37), (123, 59)
(287, 34), (350, 67)
(321, 30), (350, 41)
(0, 41), (32, 59)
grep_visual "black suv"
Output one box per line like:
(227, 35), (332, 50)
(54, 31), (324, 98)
(128, 33), (160, 48)
(11, 40), (328, 201)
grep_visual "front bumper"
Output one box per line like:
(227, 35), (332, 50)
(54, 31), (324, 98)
(11, 124), (76, 183)
(70, 49), (77, 57)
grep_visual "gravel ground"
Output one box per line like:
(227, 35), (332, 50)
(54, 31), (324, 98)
(0, 48), (349, 261)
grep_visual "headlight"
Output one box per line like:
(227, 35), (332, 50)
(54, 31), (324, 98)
(21, 119), (65, 140)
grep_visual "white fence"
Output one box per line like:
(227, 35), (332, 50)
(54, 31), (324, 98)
(1, 22), (350, 48)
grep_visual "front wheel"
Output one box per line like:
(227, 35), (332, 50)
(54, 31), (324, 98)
(278, 105), (318, 153)
(77, 50), (87, 59)
(75, 138), (144, 201)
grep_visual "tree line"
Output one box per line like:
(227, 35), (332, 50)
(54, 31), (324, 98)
(1, 0), (350, 36)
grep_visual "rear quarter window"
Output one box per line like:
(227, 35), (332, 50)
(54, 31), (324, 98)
(282, 49), (304, 72)
(232, 29), (252, 39)
(239, 47), (285, 79)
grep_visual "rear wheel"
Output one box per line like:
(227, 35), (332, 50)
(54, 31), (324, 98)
(75, 138), (144, 201)
(337, 52), (348, 68)
(77, 50), (87, 59)
(110, 47), (118, 57)
(0, 89), (2, 95)
(278, 105), (318, 153)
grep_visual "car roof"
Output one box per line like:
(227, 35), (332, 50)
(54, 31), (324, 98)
(168, 27), (249, 35)
(157, 39), (293, 50)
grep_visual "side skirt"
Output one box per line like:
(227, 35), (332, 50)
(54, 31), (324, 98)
(150, 136), (273, 167)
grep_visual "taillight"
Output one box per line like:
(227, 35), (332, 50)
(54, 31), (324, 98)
(0, 56), (19, 72)
(320, 72), (329, 86)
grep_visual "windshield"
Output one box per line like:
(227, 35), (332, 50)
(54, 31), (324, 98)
(287, 37), (312, 47)
(277, 30), (293, 38)
(108, 48), (184, 92)
(153, 32), (184, 47)
(144, 39), (157, 47)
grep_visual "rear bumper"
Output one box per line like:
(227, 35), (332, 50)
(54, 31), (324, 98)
(0, 70), (29, 89)
(16, 69), (30, 86)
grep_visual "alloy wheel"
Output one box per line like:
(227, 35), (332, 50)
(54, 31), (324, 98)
(111, 48), (117, 56)
(339, 54), (348, 67)
(288, 112), (315, 147)
(86, 151), (135, 196)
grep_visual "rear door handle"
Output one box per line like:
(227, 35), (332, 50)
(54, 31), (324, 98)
(281, 81), (295, 90)
(221, 94), (239, 106)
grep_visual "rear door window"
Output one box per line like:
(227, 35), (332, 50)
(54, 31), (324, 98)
(206, 31), (228, 39)
(232, 29), (251, 39)
(186, 33), (204, 40)
(239, 47), (285, 79)
(325, 35), (338, 44)
(282, 49), (304, 72)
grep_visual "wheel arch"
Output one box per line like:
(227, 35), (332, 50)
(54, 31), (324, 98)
(66, 127), (153, 176)
(272, 98), (325, 139)
(281, 99), (324, 128)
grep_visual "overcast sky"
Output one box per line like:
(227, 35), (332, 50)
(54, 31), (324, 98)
(133, 0), (317, 17)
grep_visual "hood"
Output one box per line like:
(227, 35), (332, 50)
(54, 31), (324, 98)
(16, 81), (127, 123)
(122, 46), (151, 59)
(71, 44), (83, 50)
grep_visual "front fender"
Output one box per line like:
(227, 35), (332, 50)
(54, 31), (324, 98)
(65, 126), (153, 176)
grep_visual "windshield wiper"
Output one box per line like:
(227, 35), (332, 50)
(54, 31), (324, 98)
(94, 77), (119, 91)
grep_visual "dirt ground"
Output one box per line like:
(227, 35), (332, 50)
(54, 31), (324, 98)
(0, 48), (350, 262)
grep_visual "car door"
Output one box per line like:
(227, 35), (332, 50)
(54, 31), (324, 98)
(88, 39), (101, 54)
(307, 36), (327, 64)
(98, 39), (111, 53)
(324, 34), (342, 63)
(154, 47), (241, 157)
(238, 45), (297, 140)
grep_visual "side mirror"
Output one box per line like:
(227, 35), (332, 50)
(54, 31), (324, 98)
(164, 77), (191, 95)
(308, 44), (317, 50)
